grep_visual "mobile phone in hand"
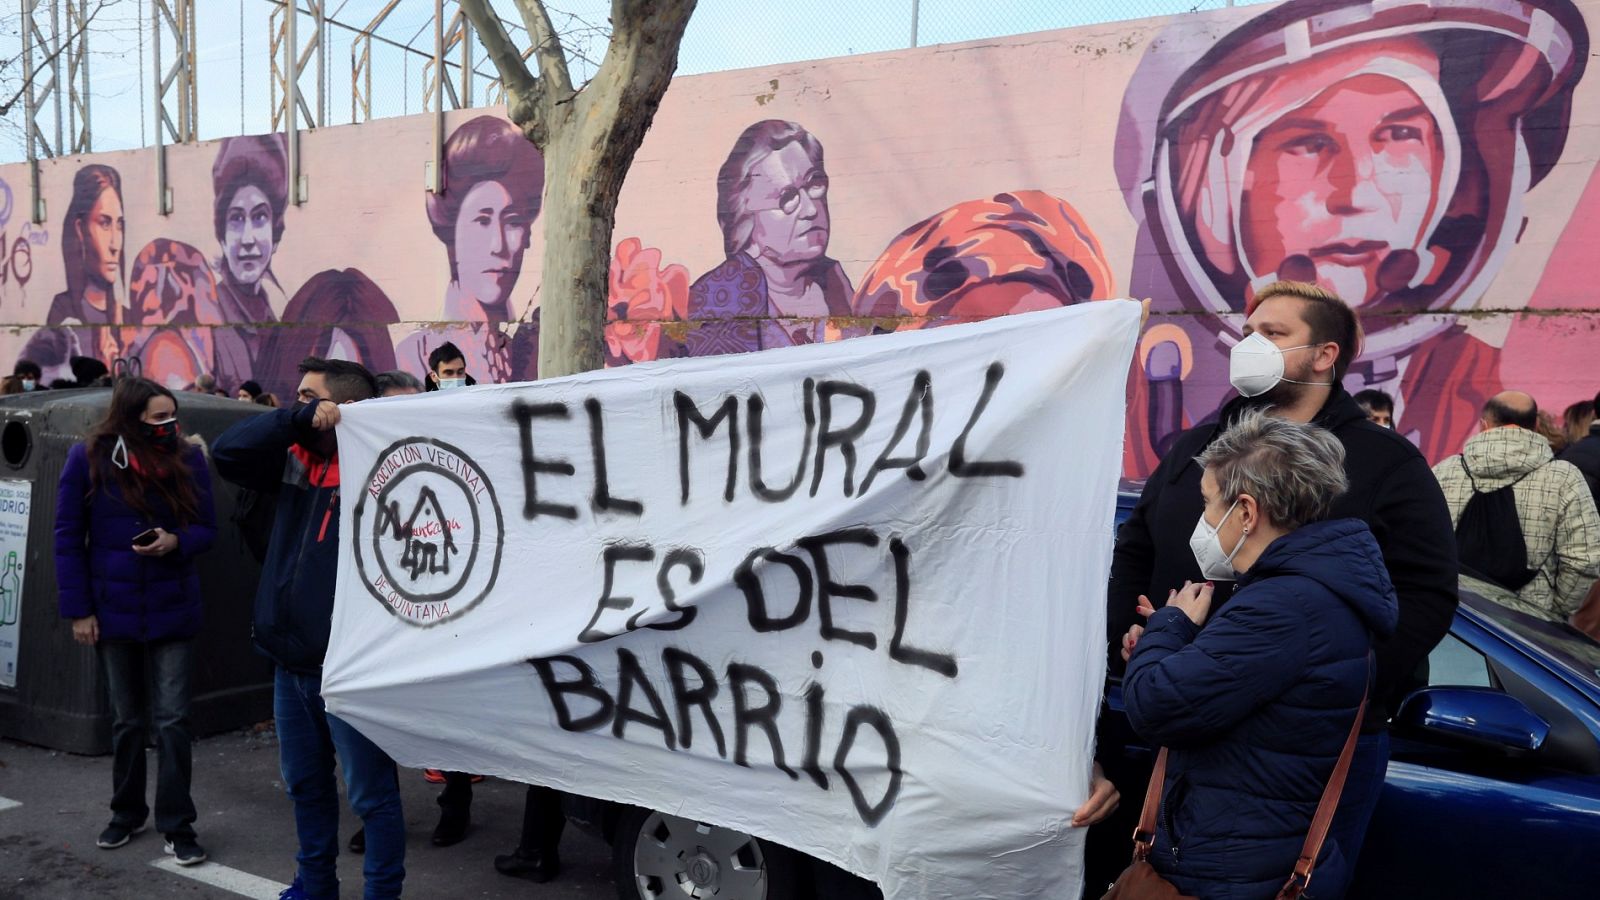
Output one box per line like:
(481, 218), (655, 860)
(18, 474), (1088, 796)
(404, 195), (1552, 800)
(132, 529), (160, 547)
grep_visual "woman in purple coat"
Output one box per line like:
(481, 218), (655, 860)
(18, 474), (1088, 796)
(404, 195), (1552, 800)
(55, 377), (217, 865)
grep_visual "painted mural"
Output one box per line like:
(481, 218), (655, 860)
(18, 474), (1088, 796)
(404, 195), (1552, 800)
(0, 0), (1595, 477)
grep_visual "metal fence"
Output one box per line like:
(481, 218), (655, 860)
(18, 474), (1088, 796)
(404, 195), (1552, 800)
(2, 0), (1272, 164)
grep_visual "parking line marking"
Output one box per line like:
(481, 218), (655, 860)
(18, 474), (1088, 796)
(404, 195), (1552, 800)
(150, 857), (288, 899)
(0, 797), (19, 812)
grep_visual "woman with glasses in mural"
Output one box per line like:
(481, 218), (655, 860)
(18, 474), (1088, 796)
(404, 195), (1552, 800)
(684, 119), (862, 357)
(21, 164), (128, 382)
(398, 115), (545, 384)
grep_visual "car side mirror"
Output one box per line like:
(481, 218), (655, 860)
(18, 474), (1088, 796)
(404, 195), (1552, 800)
(1395, 687), (1550, 753)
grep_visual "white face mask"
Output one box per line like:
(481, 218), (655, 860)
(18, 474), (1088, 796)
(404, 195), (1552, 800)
(1229, 332), (1331, 398)
(20, 379), (35, 392)
(437, 377), (466, 391)
(1189, 498), (1246, 581)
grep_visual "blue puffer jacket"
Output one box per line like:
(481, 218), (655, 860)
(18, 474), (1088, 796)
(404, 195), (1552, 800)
(1123, 518), (1399, 900)
(54, 441), (217, 642)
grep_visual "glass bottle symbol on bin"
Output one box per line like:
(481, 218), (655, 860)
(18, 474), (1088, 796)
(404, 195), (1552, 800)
(0, 551), (19, 627)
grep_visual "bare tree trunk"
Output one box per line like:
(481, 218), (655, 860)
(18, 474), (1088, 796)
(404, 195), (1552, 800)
(459, 0), (696, 379)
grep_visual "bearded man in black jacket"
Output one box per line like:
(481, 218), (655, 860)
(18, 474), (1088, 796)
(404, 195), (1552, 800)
(1084, 280), (1458, 896)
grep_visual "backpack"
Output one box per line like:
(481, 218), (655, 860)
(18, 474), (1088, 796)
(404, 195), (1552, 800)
(1454, 457), (1546, 592)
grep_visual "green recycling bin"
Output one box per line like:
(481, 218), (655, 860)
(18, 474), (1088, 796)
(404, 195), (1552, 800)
(0, 388), (274, 754)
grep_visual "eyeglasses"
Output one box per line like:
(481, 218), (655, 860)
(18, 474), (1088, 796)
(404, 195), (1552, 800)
(756, 174), (829, 216)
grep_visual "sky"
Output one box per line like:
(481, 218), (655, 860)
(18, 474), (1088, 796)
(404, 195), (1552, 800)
(1, 0), (1266, 163)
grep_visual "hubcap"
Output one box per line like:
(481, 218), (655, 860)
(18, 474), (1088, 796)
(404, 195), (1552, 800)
(632, 811), (769, 899)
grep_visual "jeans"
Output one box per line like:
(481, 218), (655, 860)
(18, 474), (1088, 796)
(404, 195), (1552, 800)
(274, 666), (405, 900)
(98, 639), (196, 839)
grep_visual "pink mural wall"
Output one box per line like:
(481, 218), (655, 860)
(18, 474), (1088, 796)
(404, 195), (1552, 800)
(1, 0), (1596, 476)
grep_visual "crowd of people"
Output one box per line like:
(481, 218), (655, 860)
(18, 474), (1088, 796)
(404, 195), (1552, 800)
(1078, 281), (1600, 898)
(15, 285), (1600, 899)
(34, 341), (560, 898)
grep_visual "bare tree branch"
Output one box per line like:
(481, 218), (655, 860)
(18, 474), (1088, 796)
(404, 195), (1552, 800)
(514, 0), (576, 100)
(459, 0), (546, 140)
(568, 0), (695, 176)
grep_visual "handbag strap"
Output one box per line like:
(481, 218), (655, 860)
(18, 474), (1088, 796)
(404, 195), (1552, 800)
(1279, 657), (1372, 900)
(1130, 747), (1168, 862)
(1130, 657), (1372, 887)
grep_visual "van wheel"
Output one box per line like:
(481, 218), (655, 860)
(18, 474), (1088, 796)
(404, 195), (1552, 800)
(611, 806), (804, 900)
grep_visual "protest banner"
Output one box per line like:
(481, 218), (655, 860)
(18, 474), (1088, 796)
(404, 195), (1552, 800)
(323, 300), (1140, 898)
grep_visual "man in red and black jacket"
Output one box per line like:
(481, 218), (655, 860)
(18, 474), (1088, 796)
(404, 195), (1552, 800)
(214, 357), (405, 900)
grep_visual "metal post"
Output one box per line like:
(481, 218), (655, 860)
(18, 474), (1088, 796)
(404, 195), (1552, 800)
(315, 0), (325, 130)
(21, 0), (42, 222)
(351, 0), (400, 124)
(429, 0), (444, 193)
(67, 0), (93, 155)
(153, 0), (166, 214)
(153, 0), (196, 214)
(910, 0), (920, 49)
(460, 14), (472, 108)
(49, 0), (62, 156)
(286, 0), (300, 204)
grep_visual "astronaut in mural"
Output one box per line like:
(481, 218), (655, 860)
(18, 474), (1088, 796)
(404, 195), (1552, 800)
(210, 134), (291, 390)
(398, 115), (545, 384)
(684, 120), (861, 356)
(21, 164), (126, 381)
(1118, 0), (1588, 471)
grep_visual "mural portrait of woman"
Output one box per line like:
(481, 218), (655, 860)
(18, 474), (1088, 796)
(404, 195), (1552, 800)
(398, 114), (545, 385)
(257, 268), (399, 397)
(21, 164), (128, 381)
(684, 119), (862, 357)
(211, 133), (291, 392)
(1119, 0), (1588, 467)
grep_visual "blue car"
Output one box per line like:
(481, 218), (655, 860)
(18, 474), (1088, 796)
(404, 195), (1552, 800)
(1102, 485), (1600, 897)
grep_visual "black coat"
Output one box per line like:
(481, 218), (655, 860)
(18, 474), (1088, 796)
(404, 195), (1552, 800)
(1107, 386), (1458, 725)
(1558, 423), (1600, 510)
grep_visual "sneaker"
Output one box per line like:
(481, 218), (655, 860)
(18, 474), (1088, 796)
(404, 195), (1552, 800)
(278, 879), (312, 900)
(422, 768), (446, 784)
(96, 821), (147, 849)
(164, 835), (208, 866)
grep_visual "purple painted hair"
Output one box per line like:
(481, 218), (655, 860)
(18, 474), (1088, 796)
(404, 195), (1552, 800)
(425, 116), (545, 273)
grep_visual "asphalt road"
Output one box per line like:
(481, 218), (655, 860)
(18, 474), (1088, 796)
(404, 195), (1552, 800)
(0, 724), (619, 899)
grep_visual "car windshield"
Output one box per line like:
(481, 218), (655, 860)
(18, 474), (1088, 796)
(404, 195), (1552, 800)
(1462, 579), (1600, 690)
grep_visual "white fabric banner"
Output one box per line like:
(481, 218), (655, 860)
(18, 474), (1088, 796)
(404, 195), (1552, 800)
(324, 300), (1139, 899)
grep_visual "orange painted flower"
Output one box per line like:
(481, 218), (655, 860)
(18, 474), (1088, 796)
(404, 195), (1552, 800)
(606, 237), (690, 363)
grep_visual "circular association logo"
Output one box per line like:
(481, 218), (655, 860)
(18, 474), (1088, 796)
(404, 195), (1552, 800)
(353, 438), (504, 626)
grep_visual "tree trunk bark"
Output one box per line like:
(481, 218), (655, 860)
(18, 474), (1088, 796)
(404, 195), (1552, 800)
(461, 0), (696, 379)
(538, 125), (615, 379)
